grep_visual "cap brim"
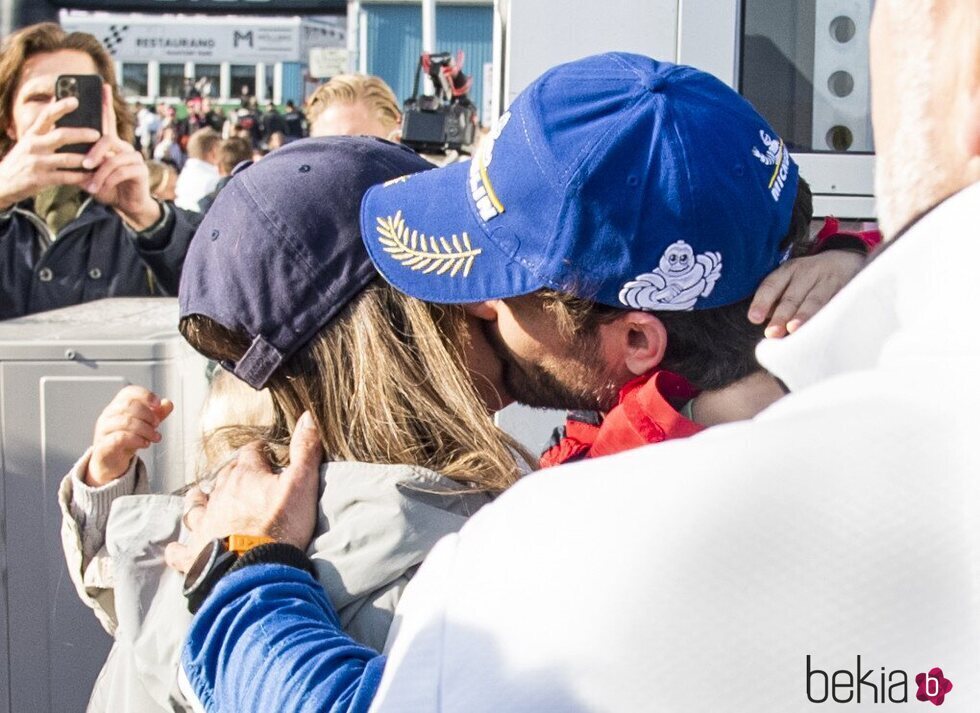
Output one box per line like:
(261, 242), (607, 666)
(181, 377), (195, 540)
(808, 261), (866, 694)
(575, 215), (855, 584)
(360, 159), (546, 304)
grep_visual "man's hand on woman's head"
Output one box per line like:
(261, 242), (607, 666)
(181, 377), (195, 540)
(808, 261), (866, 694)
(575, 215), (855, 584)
(0, 96), (99, 212)
(164, 412), (324, 575)
(747, 249), (866, 338)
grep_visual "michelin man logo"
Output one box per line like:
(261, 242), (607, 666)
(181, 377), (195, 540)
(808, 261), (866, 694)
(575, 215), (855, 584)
(618, 241), (722, 311)
(752, 130), (780, 166)
(752, 129), (791, 202)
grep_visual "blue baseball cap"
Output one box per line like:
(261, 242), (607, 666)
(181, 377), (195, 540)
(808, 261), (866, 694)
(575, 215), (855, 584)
(360, 53), (799, 312)
(179, 137), (434, 389)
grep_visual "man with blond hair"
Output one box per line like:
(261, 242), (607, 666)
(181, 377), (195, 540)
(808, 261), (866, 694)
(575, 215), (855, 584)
(306, 73), (402, 141)
(173, 1), (980, 710)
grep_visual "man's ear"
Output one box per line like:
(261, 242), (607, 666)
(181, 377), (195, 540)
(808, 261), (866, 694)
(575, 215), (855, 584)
(462, 301), (499, 322)
(602, 311), (668, 377)
(390, 114), (403, 143)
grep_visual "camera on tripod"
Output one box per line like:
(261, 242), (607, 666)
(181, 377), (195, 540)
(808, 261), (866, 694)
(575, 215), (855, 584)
(400, 51), (478, 155)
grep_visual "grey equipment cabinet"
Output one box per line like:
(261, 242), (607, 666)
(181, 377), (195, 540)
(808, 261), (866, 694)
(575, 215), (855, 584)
(0, 298), (208, 713)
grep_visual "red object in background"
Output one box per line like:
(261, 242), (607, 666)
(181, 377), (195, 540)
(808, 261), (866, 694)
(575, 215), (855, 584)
(812, 216), (882, 254)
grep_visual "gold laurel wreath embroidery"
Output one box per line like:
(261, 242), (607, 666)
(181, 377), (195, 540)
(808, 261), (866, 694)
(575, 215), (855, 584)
(376, 211), (482, 277)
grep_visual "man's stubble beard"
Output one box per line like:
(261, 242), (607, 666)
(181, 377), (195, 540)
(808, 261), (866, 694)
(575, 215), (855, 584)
(480, 321), (621, 413)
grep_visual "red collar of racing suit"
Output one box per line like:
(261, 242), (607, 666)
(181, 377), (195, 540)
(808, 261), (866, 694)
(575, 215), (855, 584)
(538, 370), (703, 468)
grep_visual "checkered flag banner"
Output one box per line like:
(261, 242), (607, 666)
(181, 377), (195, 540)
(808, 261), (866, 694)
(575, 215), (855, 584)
(101, 25), (129, 57)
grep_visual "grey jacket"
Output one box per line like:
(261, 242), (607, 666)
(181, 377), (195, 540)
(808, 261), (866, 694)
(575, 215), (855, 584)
(60, 454), (492, 713)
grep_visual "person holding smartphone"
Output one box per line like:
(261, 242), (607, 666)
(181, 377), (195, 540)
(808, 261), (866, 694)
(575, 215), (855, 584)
(0, 22), (201, 320)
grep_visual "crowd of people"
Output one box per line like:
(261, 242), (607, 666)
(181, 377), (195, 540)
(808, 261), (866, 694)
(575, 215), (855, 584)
(130, 91), (306, 213)
(138, 74), (408, 216)
(132, 95), (305, 167)
(1, 0), (978, 710)
(0, 20), (417, 320)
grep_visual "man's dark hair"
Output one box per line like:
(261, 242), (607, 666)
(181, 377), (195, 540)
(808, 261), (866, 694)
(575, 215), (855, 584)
(538, 177), (814, 391)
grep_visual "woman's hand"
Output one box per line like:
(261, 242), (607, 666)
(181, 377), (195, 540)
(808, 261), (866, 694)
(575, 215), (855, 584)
(85, 385), (174, 487)
(82, 85), (161, 230)
(748, 250), (865, 338)
(0, 97), (99, 212)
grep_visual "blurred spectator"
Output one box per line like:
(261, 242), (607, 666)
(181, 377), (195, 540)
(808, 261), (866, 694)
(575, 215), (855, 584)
(157, 103), (181, 138)
(233, 100), (262, 146)
(204, 101), (225, 132)
(0, 23), (199, 319)
(216, 137), (253, 177)
(183, 78), (201, 102)
(187, 97), (223, 134)
(152, 125), (185, 170)
(134, 101), (159, 157)
(251, 146), (269, 162)
(174, 128), (221, 212)
(282, 99), (305, 139)
(160, 102), (192, 152)
(146, 159), (178, 202)
(194, 75), (214, 99)
(186, 98), (205, 133)
(267, 131), (286, 151)
(196, 137), (252, 213)
(261, 101), (286, 143)
(231, 123), (255, 145)
(305, 73), (401, 140)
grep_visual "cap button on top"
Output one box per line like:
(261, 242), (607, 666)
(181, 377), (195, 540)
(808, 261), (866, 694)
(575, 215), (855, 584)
(38, 267), (53, 282)
(646, 76), (667, 93)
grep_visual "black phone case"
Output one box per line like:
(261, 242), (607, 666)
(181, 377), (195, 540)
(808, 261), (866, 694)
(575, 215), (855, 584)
(54, 74), (103, 155)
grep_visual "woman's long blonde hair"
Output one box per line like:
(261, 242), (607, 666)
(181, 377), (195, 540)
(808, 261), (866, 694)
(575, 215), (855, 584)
(181, 279), (530, 493)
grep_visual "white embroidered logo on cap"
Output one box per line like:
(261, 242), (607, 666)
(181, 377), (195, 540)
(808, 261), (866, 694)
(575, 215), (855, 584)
(618, 241), (722, 311)
(468, 111), (511, 221)
(752, 129), (791, 202)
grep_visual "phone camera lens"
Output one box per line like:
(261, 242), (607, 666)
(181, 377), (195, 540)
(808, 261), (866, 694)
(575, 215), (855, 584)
(57, 77), (79, 97)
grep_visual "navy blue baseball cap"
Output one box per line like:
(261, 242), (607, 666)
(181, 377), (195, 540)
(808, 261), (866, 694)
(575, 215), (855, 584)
(179, 137), (434, 389)
(360, 53), (799, 312)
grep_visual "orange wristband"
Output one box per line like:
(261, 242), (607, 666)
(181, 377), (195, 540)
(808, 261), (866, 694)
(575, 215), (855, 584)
(226, 534), (276, 556)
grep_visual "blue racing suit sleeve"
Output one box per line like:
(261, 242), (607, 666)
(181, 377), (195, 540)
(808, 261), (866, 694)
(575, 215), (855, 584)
(181, 563), (385, 713)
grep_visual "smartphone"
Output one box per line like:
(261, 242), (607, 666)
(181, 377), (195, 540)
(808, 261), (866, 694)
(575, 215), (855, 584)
(54, 74), (102, 155)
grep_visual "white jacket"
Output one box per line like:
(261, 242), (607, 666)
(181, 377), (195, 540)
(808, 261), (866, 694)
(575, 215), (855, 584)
(60, 453), (491, 713)
(174, 158), (220, 212)
(373, 182), (980, 711)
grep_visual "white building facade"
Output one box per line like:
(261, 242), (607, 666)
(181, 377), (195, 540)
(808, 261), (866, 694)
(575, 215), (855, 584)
(60, 12), (346, 105)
